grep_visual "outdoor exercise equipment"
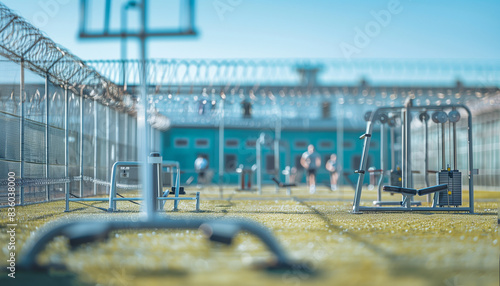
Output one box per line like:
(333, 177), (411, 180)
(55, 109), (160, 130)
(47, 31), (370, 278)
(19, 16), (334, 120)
(352, 100), (476, 213)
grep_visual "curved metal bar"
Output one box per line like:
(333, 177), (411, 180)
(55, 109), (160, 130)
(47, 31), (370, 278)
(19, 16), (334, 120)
(19, 216), (292, 270)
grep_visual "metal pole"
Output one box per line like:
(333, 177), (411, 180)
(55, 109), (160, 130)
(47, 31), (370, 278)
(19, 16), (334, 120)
(45, 73), (50, 201)
(106, 107), (110, 194)
(174, 168), (180, 211)
(466, 111), (474, 214)
(138, 0), (154, 220)
(219, 97), (225, 192)
(377, 124), (385, 202)
(93, 100), (97, 196)
(64, 87), (69, 212)
(116, 111), (119, 161)
(79, 91), (84, 198)
(256, 134), (263, 195)
(121, 6), (127, 87)
(352, 121), (373, 213)
(20, 59), (25, 205)
(401, 109), (407, 188)
(390, 124), (395, 169)
(423, 114), (431, 202)
(274, 114), (281, 193)
(453, 122), (457, 170)
(401, 108), (411, 208)
(124, 114), (128, 160)
(441, 123), (446, 170)
(336, 98), (344, 189)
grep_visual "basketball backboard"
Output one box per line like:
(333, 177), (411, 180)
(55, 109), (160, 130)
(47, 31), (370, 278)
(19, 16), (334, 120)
(78, 0), (197, 39)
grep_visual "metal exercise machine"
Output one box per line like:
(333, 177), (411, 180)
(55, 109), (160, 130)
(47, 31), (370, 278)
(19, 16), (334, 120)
(352, 100), (476, 213)
(66, 153), (200, 212)
(364, 111), (422, 207)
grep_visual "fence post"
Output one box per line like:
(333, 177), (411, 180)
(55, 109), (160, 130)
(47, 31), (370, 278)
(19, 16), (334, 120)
(79, 93), (84, 197)
(45, 73), (50, 202)
(64, 87), (69, 212)
(20, 58), (25, 205)
(93, 99), (97, 195)
(106, 107), (110, 194)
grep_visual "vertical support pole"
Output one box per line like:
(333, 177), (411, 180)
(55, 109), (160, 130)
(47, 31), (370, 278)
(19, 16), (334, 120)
(173, 168), (180, 211)
(466, 109), (474, 214)
(124, 114), (128, 160)
(195, 191), (200, 212)
(441, 123), (446, 170)
(45, 73), (50, 201)
(285, 166), (291, 196)
(256, 134), (263, 195)
(79, 91), (84, 198)
(390, 125), (395, 169)
(402, 106), (413, 208)
(120, 1), (128, 89)
(138, 0), (154, 220)
(453, 122), (457, 170)
(336, 98), (344, 189)
(149, 152), (162, 212)
(401, 109), (407, 189)
(423, 114), (431, 202)
(116, 110), (119, 161)
(377, 124), (385, 202)
(218, 98), (224, 198)
(93, 100), (98, 195)
(20, 59), (25, 205)
(274, 115), (281, 193)
(106, 107), (110, 194)
(352, 121), (373, 213)
(64, 87), (69, 212)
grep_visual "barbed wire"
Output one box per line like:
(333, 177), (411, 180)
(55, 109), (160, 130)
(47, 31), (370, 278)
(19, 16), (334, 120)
(86, 58), (500, 89)
(0, 3), (125, 111)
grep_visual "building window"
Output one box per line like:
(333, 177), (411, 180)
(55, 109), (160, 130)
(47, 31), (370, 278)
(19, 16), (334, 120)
(195, 138), (209, 148)
(245, 139), (256, 148)
(343, 141), (353, 149)
(294, 140), (308, 149)
(370, 140), (378, 148)
(318, 140), (333, 150)
(174, 138), (189, 148)
(225, 139), (239, 148)
(225, 154), (237, 171)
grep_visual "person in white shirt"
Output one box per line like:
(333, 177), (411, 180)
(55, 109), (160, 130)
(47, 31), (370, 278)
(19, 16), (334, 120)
(325, 153), (339, 191)
(300, 144), (321, 194)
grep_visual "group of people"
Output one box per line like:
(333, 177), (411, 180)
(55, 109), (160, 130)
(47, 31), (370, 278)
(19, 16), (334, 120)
(194, 144), (339, 194)
(300, 144), (339, 194)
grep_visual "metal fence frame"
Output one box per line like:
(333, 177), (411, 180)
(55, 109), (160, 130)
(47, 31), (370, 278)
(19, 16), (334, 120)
(0, 3), (137, 207)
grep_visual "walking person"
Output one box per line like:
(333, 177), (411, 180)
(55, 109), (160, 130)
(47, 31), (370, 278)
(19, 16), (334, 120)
(300, 144), (321, 194)
(326, 154), (339, 191)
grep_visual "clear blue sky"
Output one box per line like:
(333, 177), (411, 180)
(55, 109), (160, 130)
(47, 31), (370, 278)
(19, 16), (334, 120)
(2, 0), (500, 60)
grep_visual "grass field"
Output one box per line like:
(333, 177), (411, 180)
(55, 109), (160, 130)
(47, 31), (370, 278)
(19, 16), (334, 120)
(1, 186), (498, 286)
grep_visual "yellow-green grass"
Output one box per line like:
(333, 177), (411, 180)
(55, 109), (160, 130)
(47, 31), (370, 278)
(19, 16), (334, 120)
(1, 186), (498, 286)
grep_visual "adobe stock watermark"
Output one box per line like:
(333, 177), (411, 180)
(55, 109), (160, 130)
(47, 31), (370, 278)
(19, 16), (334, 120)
(339, 0), (404, 60)
(6, 171), (17, 279)
(213, 0), (244, 21)
(31, 0), (70, 28)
